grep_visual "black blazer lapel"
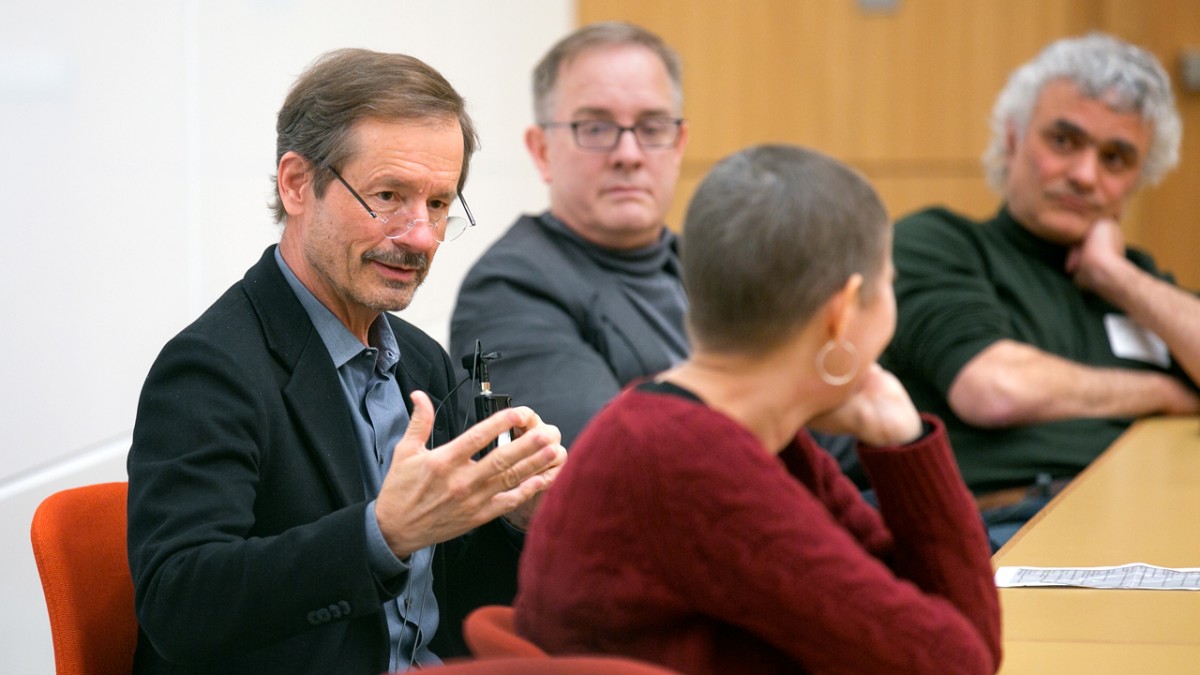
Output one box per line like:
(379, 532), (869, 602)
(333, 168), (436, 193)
(243, 246), (365, 507)
(591, 283), (674, 377)
(283, 338), (365, 506)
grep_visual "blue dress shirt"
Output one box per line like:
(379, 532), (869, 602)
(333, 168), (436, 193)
(275, 249), (438, 670)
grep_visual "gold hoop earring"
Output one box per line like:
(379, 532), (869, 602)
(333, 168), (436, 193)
(816, 339), (859, 386)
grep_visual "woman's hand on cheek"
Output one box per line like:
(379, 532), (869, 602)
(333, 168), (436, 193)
(809, 363), (922, 447)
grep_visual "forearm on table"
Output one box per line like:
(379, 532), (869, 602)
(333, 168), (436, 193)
(948, 340), (1195, 426)
(1091, 265), (1200, 385)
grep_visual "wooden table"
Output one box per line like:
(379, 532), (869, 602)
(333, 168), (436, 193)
(992, 416), (1200, 674)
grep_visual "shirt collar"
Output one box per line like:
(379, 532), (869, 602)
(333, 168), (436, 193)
(273, 247), (400, 371)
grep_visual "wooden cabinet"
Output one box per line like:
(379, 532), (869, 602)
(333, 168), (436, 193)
(1105, 0), (1200, 287)
(579, 0), (1200, 287)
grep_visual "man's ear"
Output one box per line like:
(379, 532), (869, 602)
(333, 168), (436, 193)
(1004, 120), (1019, 160)
(673, 119), (691, 160)
(823, 273), (865, 341)
(277, 151), (314, 218)
(524, 125), (553, 185)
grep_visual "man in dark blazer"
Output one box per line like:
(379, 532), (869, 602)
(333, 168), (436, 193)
(126, 49), (565, 675)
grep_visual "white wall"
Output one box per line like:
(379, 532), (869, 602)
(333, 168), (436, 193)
(0, 1), (572, 670)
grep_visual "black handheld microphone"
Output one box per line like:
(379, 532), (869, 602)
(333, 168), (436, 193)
(461, 340), (511, 456)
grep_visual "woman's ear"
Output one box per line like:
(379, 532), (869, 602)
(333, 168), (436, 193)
(823, 273), (864, 341)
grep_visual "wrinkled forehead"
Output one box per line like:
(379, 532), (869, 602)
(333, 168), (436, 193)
(552, 44), (681, 115)
(1033, 80), (1152, 144)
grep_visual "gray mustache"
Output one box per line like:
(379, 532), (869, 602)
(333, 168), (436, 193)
(365, 249), (428, 271)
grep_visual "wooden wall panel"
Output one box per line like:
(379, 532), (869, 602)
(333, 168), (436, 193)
(578, 0), (1200, 287)
(678, 159), (1000, 228)
(1098, 0), (1200, 287)
(580, 0), (1095, 225)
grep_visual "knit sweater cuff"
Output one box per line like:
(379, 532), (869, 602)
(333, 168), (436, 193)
(857, 414), (979, 537)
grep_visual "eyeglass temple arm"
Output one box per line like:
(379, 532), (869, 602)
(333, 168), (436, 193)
(458, 191), (477, 228)
(325, 164), (380, 218)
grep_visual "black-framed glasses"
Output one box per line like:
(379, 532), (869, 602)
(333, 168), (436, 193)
(540, 117), (684, 152)
(325, 166), (476, 243)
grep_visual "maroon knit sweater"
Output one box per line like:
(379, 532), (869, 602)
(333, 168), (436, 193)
(515, 385), (1001, 674)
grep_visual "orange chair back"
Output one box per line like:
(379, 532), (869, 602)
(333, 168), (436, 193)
(463, 605), (548, 658)
(31, 482), (136, 675)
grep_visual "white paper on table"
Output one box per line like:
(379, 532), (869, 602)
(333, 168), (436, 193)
(995, 563), (1200, 590)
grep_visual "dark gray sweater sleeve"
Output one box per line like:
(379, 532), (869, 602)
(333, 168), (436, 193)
(450, 220), (625, 447)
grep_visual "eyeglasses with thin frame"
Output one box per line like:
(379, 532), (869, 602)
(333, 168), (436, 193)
(325, 165), (476, 243)
(539, 117), (684, 152)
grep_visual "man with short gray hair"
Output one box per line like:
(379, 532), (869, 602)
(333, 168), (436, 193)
(450, 22), (690, 448)
(882, 33), (1200, 548)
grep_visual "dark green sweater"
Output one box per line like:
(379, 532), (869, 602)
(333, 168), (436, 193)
(881, 206), (1190, 493)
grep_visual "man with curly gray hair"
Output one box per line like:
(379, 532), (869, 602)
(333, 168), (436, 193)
(882, 33), (1200, 549)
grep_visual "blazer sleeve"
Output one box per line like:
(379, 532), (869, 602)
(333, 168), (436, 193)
(127, 323), (391, 664)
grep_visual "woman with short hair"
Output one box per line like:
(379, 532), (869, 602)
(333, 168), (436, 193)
(514, 144), (1001, 675)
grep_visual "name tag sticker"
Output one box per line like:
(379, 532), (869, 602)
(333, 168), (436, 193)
(1105, 314), (1170, 368)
